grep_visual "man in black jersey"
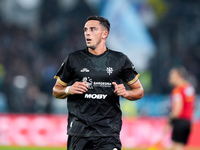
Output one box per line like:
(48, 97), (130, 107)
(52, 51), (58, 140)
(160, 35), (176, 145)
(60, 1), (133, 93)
(53, 16), (144, 150)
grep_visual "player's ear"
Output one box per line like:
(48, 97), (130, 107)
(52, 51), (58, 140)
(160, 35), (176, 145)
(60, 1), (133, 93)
(102, 30), (108, 39)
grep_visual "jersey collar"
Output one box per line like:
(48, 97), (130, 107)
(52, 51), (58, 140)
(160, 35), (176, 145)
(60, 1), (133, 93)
(86, 47), (109, 58)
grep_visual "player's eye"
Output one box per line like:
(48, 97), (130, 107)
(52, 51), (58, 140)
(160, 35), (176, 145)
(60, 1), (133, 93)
(91, 27), (96, 31)
(83, 28), (87, 32)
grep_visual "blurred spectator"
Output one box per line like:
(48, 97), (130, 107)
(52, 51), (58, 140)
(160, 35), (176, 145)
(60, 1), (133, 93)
(168, 67), (195, 150)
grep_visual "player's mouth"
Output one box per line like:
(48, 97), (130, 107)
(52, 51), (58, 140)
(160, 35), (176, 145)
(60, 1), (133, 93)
(86, 38), (92, 43)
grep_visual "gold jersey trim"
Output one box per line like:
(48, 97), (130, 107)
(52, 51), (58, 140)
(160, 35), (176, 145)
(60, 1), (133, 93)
(54, 76), (68, 86)
(126, 74), (140, 85)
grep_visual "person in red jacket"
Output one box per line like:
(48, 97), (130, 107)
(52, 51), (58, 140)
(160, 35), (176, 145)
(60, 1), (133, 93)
(168, 67), (196, 150)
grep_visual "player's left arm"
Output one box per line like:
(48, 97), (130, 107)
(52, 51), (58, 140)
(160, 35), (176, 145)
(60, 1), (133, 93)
(171, 93), (183, 118)
(168, 92), (183, 126)
(112, 79), (143, 101)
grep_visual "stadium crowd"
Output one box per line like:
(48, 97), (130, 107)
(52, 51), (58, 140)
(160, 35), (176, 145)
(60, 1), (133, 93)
(0, 0), (199, 114)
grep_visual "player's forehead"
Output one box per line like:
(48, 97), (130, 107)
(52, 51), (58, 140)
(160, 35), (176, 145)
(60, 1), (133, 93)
(84, 20), (101, 28)
(170, 69), (179, 76)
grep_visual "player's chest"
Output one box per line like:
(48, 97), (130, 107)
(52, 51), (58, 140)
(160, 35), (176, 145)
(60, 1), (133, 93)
(72, 56), (122, 79)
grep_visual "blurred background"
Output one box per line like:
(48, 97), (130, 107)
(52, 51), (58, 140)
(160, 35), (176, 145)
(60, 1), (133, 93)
(0, 0), (200, 149)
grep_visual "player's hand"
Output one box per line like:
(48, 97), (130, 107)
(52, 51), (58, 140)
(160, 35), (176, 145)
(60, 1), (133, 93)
(112, 82), (129, 98)
(69, 81), (88, 95)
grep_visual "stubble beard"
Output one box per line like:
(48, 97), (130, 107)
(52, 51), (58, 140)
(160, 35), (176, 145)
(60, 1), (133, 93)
(88, 45), (95, 50)
(87, 39), (101, 50)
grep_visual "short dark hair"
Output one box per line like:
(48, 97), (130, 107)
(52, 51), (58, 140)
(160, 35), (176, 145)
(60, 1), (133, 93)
(86, 16), (110, 33)
(173, 66), (188, 79)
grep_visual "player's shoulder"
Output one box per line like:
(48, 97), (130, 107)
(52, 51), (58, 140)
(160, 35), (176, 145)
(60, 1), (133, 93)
(62, 49), (86, 63)
(69, 49), (86, 55)
(108, 49), (127, 58)
(183, 83), (195, 95)
(109, 49), (125, 55)
(172, 86), (181, 94)
(66, 49), (87, 59)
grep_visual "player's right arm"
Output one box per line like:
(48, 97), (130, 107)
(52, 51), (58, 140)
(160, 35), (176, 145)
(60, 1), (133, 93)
(53, 80), (88, 99)
(53, 80), (68, 99)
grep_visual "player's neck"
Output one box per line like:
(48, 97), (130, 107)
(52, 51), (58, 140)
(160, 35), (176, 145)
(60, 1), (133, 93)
(88, 45), (107, 55)
(175, 79), (186, 87)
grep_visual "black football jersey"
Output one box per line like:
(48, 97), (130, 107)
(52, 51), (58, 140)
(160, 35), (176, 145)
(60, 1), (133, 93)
(54, 48), (139, 137)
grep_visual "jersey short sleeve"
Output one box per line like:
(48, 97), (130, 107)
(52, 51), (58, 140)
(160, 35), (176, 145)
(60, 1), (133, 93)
(171, 87), (182, 102)
(54, 55), (74, 86)
(121, 55), (140, 86)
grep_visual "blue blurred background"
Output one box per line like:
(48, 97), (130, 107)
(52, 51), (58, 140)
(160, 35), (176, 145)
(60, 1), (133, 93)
(0, 0), (199, 119)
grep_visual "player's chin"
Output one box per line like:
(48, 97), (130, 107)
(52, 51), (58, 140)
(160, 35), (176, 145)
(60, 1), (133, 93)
(87, 45), (95, 50)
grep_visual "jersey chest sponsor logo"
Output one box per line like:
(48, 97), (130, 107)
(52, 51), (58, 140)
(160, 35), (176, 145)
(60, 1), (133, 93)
(82, 77), (112, 89)
(94, 82), (111, 87)
(84, 94), (107, 99)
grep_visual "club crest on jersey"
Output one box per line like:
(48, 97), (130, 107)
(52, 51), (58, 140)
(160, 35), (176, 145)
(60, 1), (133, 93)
(106, 67), (113, 75)
(80, 68), (90, 72)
